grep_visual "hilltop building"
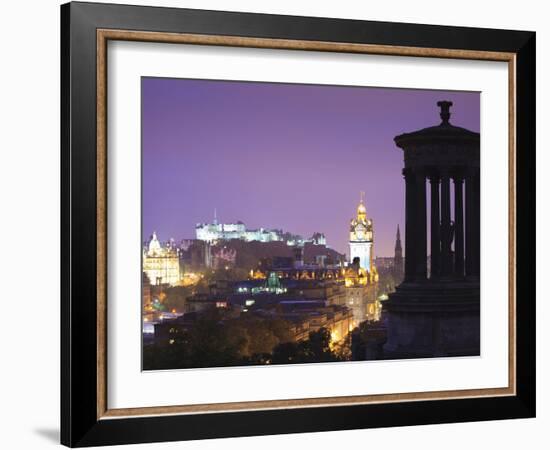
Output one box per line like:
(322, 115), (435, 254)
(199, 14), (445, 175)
(195, 213), (326, 247)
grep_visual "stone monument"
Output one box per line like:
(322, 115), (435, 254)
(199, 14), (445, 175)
(383, 101), (480, 358)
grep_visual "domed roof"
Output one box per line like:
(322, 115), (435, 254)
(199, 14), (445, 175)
(356, 191), (367, 217)
(148, 231), (162, 256)
(394, 100), (479, 148)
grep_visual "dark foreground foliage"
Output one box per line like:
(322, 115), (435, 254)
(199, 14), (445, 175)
(143, 315), (352, 370)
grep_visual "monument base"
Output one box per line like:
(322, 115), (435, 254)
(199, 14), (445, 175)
(383, 280), (480, 359)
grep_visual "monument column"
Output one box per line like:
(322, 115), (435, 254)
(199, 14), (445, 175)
(403, 168), (417, 282)
(465, 168), (480, 278)
(453, 172), (465, 277)
(465, 169), (474, 277)
(415, 170), (427, 280)
(440, 171), (452, 276)
(429, 173), (441, 279)
(472, 169), (480, 276)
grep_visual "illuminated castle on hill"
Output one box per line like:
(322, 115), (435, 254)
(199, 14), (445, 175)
(195, 211), (327, 247)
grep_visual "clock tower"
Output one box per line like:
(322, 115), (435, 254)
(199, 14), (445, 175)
(349, 192), (374, 271)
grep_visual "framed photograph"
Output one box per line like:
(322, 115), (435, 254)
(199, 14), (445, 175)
(61, 1), (535, 447)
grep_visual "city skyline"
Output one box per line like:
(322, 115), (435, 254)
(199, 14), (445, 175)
(142, 78), (480, 256)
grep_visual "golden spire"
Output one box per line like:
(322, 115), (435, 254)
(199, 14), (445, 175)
(357, 191), (367, 220)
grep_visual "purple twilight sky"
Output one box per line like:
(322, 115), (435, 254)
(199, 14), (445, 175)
(142, 78), (479, 257)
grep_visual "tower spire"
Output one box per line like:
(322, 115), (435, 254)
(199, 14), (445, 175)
(356, 191), (367, 220)
(394, 224), (404, 280)
(395, 224), (402, 252)
(213, 207), (218, 225)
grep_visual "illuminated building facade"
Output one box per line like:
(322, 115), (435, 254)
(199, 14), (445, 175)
(142, 272), (152, 310)
(349, 192), (374, 271)
(142, 232), (181, 286)
(343, 258), (379, 325)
